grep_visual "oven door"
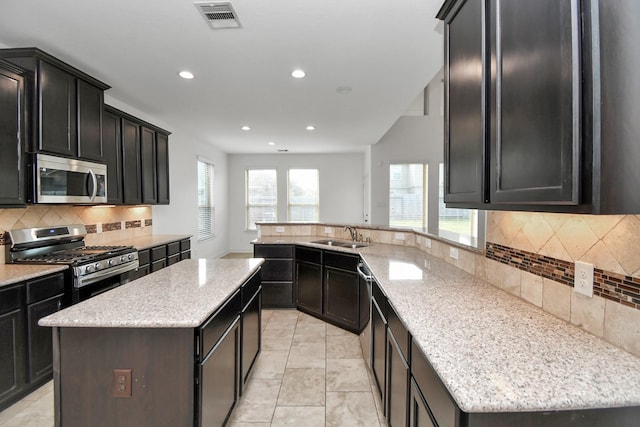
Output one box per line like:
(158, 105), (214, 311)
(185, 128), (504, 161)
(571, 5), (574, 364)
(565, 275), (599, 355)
(35, 153), (107, 204)
(73, 262), (138, 304)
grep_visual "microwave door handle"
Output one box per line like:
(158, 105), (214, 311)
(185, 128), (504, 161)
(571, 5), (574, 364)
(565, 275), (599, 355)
(88, 169), (98, 201)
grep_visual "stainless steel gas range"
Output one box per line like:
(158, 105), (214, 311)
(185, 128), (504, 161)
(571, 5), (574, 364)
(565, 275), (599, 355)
(5, 224), (139, 304)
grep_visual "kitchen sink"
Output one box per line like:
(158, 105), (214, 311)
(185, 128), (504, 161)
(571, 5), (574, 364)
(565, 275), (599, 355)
(311, 239), (368, 249)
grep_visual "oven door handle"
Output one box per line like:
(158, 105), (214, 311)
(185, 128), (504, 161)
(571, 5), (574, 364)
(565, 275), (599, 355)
(75, 261), (139, 288)
(88, 168), (98, 202)
(357, 262), (373, 282)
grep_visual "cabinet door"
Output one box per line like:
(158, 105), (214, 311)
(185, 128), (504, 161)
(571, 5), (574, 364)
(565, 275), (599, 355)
(444, 0), (487, 204)
(387, 329), (409, 427)
(199, 318), (239, 427)
(156, 132), (170, 204)
(27, 295), (62, 382)
(241, 290), (261, 391)
(371, 297), (386, 404)
(295, 261), (323, 315)
(409, 379), (436, 427)
(140, 126), (157, 204)
(102, 109), (123, 204)
(38, 60), (76, 156)
(0, 64), (25, 206)
(76, 80), (103, 161)
(0, 308), (26, 408)
(121, 118), (141, 204)
(324, 266), (359, 330)
(490, 0), (581, 204)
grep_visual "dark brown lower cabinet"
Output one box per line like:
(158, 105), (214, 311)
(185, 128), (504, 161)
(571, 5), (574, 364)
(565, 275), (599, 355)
(410, 379), (436, 427)
(0, 304), (26, 409)
(26, 294), (62, 382)
(241, 272), (262, 394)
(386, 313), (409, 427)
(371, 284), (387, 404)
(295, 246), (323, 316)
(199, 317), (240, 427)
(253, 244), (294, 308)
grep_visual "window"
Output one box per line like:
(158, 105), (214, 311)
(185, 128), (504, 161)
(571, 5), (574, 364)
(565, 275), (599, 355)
(197, 159), (215, 240)
(438, 163), (478, 243)
(288, 169), (319, 221)
(389, 164), (427, 228)
(246, 169), (277, 230)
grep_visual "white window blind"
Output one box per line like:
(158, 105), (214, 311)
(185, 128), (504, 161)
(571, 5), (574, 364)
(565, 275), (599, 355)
(197, 159), (215, 240)
(438, 163), (478, 239)
(389, 164), (427, 229)
(288, 169), (319, 222)
(246, 169), (277, 230)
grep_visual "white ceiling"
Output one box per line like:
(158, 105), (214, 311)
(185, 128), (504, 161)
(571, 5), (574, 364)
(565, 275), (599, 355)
(0, 0), (444, 154)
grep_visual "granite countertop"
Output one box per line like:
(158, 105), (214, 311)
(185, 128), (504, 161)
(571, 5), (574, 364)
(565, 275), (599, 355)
(0, 264), (68, 288)
(109, 234), (192, 250)
(252, 237), (640, 413)
(40, 258), (263, 328)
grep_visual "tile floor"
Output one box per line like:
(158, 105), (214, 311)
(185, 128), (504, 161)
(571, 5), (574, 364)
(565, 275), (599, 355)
(0, 309), (386, 427)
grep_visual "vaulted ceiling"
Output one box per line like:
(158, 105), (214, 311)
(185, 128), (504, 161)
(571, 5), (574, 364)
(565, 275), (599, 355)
(0, 0), (444, 153)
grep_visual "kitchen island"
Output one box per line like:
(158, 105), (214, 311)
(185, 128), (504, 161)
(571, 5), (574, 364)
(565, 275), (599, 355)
(40, 257), (264, 427)
(254, 236), (640, 426)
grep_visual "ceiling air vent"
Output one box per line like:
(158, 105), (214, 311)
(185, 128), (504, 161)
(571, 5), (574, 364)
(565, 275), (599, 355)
(195, 1), (241, 29)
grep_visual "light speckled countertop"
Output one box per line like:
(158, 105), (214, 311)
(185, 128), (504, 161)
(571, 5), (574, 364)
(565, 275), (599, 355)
(252, 237), (640, 413)
(40, 258), (263, 328)
(0, 264), (68, 288)
(108, 234), (191, 250)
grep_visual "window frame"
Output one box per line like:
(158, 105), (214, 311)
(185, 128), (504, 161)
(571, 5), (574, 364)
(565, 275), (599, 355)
(245, 168), (278, 230)
(389, 163), (428, 229)
(287, 169), (320, 222)
(197, 158), (215, 241)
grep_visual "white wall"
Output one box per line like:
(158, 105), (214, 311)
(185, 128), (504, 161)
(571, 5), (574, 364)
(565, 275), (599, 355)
(105, 95), (229, 259)
(227, 153), (365, 252)
(369, 69), (445, 226)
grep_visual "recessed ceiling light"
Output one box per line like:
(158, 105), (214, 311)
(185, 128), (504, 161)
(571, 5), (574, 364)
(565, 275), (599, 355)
(178, 70), (195, 79)
(306, 125), (316, 131)
(291, 69), (306, 79)
(336, 86), (352, 94)
(268, 141), (275, 146)
(241, 125), (251, 131)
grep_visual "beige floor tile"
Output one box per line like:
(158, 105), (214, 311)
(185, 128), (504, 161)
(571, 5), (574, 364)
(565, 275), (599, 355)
(325, 391), (380, 427)
(326, 359), (370, 392)
(230, 379), (281, 423)
(327, 322), (355, 337)
(271, 406), (325, 427)
(286, 341), (326, 368)
(262, 329), (294, 351)
(327, 334), (364, 359)
(0, 399), (39, 424)
(227, 423), (270, 427)
(277, 368), (326, 406)
(251, 350), (289, 380)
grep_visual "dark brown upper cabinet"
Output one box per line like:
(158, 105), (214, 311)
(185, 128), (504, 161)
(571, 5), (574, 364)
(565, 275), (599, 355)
(156, 132), (170, 205)
(0, 48), (110, 162)
(0, 60), (26, 206)
(438, 0), (640, 214)
(102, 107), (123, 204)
(121, 118), (142, 205)
(140, 126), (157, 204)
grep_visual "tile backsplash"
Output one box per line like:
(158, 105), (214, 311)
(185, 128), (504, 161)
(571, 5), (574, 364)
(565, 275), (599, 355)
(0, 205), (152, 261)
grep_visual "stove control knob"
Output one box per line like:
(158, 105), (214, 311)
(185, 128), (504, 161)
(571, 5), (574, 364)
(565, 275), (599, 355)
(127, 254), (133, 261)
(120, 255), (127, 262)
(108, 259), (114, 266)
(95, 262), (103, 271)
(86, 265), (94, 274)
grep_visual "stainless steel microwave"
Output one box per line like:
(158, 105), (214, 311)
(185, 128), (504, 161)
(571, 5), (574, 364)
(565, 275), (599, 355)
(34, 154), (107, 204)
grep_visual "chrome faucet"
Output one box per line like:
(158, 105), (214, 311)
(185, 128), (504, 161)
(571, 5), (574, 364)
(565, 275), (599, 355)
(344, 226), (357, 241)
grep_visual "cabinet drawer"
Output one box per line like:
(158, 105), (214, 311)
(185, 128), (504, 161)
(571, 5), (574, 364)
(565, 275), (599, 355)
(151, 245), (167, 262)
(167, 241), (180, 256)
(167, 254), (180, 266)
(261, 259), (293, 281)
(324, 250), (359, 271)
(138, 249), (150, 266)
(0, 284), (23, 315)
(26, 273), (65, 304)
(199, 290), (241, 360)
(411, 340), (460, 427)
(242, 270), (261, 307)
(372, 280), (387, 319)
(295, 246), (322, 264)
(254, 244), (293, 259)
(388, 303), (410, 360)
(261, 282), (294, 308)
(151, 259), (166, 272)
(180, 238), (191, 252)
(181, 250), (191, 261)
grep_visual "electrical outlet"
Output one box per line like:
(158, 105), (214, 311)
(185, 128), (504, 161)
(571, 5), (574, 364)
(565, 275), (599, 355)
(276, 226), (285, 233)
(574, 261), (594, 297)
(395, 233), (405, 241)
(112, 369), (132, 398)
(425, 238), (431, 249)
(96, 223), (102, 233)
(449, 247), (459, 260)
(416, 235), (422, 244)
(324, 227), (331, 234)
